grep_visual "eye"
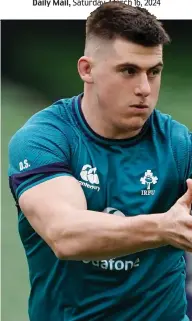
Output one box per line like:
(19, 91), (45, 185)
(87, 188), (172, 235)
(122, 67), (137, 76)
(148, 68), (161, 78)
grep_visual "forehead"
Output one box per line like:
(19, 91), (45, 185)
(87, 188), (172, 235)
(108, 38), (163, 69)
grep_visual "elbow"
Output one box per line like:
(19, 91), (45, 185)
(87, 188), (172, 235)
(53, 244), (68, 260)
(52, 239), (71, 260)
(53, 241), (81, 260)
(47, 226), (80, 260)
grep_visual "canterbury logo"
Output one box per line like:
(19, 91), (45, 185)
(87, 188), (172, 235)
(79, 164), (100, 192)
(80, 165), (99, 185)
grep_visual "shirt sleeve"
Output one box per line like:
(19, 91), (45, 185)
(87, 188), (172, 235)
(8, 116), (73, 201)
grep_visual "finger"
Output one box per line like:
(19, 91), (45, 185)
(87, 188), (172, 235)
(187, 179), (192, 192)
(178, 179), (192, 207)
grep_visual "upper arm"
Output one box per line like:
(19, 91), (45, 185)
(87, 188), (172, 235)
(18, 175), (87, 252)
(8, 112), (87, 252)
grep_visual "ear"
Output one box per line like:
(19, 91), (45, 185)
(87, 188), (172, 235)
(77, 56), (94, 84)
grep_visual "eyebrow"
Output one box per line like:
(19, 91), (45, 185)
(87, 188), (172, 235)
(116, 62), (164, 71)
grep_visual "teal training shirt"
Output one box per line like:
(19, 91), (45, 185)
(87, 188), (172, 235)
(8, 94), (192, 321)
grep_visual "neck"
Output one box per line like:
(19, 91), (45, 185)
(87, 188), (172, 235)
(81, 91), (142, 140)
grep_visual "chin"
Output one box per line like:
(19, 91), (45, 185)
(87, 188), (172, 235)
(122, 117), (147, 131)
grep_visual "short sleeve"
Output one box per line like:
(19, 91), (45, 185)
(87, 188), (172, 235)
(8, 111), (73, 201)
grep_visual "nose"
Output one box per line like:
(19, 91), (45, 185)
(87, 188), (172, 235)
(134, 73), (151, 97)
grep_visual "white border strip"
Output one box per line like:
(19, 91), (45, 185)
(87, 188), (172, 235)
(0, 0), (192, 20)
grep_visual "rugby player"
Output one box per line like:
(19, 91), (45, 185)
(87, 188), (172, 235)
(8, 2), (192, 320)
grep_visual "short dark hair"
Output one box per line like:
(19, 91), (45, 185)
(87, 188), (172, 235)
(86, 1), (170, 47)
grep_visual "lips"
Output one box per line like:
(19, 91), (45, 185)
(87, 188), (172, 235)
(130, 104), (149, 109)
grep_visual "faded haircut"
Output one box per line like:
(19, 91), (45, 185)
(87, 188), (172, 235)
(86, 1), (170, 47)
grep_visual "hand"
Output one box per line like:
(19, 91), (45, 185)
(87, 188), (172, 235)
(161, 179), (192, 252)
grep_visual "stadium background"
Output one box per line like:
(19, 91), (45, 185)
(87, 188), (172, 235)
(1, 20), (192, 321)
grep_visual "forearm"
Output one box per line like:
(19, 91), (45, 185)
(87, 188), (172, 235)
(53, 209), (166, 260)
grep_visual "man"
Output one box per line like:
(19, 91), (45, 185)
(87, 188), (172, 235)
(8, 2), (192, 321)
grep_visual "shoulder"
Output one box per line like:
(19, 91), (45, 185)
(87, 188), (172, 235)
(8, 97), (79, 176)
(19, 96), (76, 133)
(151, 110), (191, 181)
(151, 109), (191, 143)
(8, 97), (79, 199)
(9, 96), (78, 150)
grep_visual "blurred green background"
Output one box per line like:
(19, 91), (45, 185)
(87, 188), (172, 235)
(1, 20), (192, 321)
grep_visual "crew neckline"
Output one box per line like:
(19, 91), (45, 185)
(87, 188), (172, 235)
(72, 93), (150, 146)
